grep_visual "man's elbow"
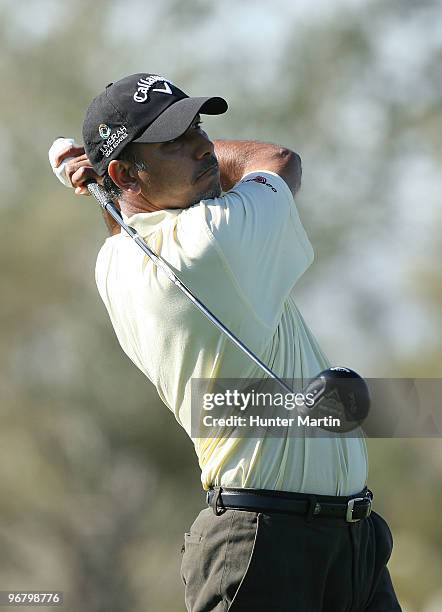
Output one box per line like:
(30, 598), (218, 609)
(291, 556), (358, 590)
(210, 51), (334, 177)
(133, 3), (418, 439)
(277, 148), (302, 197)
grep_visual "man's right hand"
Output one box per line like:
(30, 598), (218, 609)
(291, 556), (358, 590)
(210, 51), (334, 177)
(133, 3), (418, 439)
(49, 138), (102, 195)
(49, 137), (121, 236)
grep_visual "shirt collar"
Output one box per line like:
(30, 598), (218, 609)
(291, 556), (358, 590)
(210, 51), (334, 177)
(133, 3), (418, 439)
(122, 208), (181, 236)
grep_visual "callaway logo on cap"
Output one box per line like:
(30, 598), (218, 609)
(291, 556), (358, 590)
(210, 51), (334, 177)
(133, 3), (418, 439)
(82, 72), (228, 176)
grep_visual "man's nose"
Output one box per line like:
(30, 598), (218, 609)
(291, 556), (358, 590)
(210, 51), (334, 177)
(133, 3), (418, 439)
(194, 131), (214, 160)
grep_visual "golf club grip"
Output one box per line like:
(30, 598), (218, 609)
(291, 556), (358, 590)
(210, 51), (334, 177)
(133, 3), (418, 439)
(86, 180), (112, 209)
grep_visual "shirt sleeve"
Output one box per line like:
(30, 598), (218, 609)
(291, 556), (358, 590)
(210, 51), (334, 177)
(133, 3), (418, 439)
(200, 170), (314, 329)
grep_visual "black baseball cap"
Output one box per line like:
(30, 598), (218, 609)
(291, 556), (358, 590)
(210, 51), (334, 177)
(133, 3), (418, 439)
(82, 73), (228, 176)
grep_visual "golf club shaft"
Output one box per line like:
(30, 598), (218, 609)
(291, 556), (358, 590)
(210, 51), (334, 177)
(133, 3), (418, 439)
(86, 181), (293, 394)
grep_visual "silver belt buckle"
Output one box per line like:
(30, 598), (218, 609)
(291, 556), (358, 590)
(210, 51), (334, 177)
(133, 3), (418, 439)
(346, 496), (371, 522)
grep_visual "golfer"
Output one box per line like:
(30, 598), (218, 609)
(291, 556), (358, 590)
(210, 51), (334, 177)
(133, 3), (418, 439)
(51, 73), (402, 611)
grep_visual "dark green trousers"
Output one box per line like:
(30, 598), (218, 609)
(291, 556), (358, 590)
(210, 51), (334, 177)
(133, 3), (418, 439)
(180, 505), (401, 611)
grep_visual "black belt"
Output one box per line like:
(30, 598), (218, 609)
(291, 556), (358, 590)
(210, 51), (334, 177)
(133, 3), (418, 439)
(206, 486), (373, 522)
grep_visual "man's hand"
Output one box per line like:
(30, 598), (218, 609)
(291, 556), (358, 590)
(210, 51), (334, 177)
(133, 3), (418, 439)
(49, 138), (101, 194)
(48, 137), (121, 236)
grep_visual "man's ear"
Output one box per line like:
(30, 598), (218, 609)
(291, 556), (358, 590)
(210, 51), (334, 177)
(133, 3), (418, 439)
(108, 159), (142, 195)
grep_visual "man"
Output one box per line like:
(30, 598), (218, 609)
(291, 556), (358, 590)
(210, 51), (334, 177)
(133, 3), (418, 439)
(51, 73), (401, 611)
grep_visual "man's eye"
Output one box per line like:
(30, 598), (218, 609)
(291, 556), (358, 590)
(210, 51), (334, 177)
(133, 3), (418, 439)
(166, 121), (203, 145)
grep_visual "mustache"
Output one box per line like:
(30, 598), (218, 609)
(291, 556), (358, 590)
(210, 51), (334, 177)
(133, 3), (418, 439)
(194, 157), (219, 182)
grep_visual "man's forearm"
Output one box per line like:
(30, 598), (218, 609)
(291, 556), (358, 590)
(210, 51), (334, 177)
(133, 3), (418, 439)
(214, 140), (273, 192)
(214, 140), (295, 192)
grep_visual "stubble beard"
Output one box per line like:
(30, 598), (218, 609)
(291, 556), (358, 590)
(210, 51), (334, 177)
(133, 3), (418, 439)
(188, 183), (222, 208)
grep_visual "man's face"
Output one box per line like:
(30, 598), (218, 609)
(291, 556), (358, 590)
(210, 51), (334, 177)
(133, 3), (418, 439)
(128, 115), (221, 209)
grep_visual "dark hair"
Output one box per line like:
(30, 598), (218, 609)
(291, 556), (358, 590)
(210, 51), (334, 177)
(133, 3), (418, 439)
(102, 144), (148, 201)
(102, 173), (122, 201)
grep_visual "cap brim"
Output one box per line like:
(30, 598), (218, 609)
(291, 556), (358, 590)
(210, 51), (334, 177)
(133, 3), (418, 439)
(132, 96), (228, 144)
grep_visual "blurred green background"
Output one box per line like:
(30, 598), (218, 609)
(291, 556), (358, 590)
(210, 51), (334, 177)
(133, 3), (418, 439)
(0, 0), (441, 610)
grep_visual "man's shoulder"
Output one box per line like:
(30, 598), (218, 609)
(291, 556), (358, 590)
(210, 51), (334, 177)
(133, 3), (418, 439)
(192, 170), (294, 240)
